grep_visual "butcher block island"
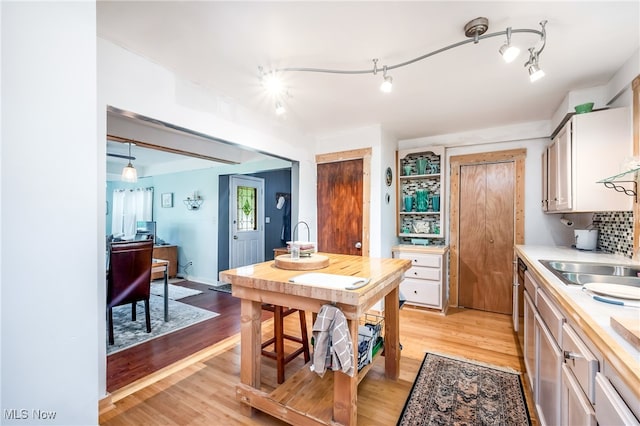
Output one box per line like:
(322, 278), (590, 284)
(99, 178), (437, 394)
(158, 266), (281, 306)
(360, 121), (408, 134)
(219, 253), (411, 426)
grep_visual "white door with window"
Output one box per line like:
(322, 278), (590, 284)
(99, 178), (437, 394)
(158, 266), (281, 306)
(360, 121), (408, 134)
(229, 175), (265, 268)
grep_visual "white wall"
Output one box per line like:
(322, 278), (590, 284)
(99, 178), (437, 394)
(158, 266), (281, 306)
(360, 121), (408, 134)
(98, 38), (317, 398)
(315, 125), (393, 257)
(1, 3), (99, 425)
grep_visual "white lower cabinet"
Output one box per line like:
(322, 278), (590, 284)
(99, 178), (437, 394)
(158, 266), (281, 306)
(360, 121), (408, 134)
(561, 365), (596, 426)
(521, 261), (640, 425)
(595, 372), (640, 426)
(392, 245), (448, 311)
(523, 290), (537, 399)
(535, 312), (562, 426)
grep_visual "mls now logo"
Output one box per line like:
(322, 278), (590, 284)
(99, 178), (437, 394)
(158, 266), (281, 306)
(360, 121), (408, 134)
(4, 409), (57, 420)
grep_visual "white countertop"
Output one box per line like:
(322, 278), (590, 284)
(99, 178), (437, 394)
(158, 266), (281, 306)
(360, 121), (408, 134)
(516, 245), (640, 397)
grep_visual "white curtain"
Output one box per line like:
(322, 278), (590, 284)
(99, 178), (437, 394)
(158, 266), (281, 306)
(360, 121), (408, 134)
(111, 188), (153, 238)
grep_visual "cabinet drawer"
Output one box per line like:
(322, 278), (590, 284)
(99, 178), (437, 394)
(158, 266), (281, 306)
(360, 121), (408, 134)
(595, 373), (640, 425)
(537, 289), (564, 345)
(400, 278), (441, 307)
(524, 270), (538, 301)
(562, 324), (598, 403)
(405, 266), (440, 281)
(397, 252), (441, 268)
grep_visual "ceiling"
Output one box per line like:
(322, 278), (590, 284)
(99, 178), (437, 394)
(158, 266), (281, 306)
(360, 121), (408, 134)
(98, 1), (639, 149)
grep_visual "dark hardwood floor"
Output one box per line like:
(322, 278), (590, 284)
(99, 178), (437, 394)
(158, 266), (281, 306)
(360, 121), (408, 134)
(107, 281), (243, 392)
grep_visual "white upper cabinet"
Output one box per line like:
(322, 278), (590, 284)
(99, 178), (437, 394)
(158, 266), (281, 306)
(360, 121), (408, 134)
(544, 107), (633, 213)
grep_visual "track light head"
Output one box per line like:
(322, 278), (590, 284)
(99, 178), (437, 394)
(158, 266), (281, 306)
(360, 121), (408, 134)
(525, 47), (545, 82)
(499, 27), (520, 63)
(528, 63), (545, 82)
(261, 68), (285, 96)
(380, 75), (393, 93)
(380, 66), (393, 93)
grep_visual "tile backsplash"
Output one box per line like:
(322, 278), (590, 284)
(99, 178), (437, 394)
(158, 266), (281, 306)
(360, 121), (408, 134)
(592, 211), (634, 258)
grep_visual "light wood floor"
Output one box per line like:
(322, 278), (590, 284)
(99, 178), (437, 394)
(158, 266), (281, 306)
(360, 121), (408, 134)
(100, 306), (537, 425)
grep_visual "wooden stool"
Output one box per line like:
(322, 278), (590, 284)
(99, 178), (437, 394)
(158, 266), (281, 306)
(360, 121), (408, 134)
(261, 304), (311, 384)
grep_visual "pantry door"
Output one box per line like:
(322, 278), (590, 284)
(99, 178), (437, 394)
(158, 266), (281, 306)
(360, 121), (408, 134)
(316, 149), (370, 256)
(459, 162), (514, 313)
(450, 149), (525, 315)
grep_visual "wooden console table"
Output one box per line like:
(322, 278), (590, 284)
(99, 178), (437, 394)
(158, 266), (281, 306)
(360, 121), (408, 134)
(219, 253), (410, 425)
(152, 245), (177, 280)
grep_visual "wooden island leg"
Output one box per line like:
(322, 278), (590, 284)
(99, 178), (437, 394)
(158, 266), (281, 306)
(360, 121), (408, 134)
(238, 298), (262, 416)
(384, 285), (400, 379)
(333, 317), (358, 425)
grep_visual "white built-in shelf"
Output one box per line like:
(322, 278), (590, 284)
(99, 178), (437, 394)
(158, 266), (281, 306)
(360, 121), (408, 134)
(399, 173), (440, 179)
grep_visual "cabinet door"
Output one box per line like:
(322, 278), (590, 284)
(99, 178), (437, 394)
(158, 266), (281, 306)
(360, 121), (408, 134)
(555, 124), (572, 210)
(548, 123), (572, 211)
(541, 149), (548, 211)
(524, 290), (537, 398)
(536, 313), (562, 426)
(561, 365), (596, 426)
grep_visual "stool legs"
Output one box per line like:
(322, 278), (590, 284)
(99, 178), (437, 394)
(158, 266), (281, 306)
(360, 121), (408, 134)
(261, 305), (310, 384)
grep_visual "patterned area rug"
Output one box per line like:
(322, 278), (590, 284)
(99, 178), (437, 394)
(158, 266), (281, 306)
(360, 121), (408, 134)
(150, 282), (202, 300)
(397, 353), (531, 426)
(107, 294), (219, 355)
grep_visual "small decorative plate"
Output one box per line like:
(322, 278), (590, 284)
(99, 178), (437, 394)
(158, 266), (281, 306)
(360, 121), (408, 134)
(385, 167), (393, 186)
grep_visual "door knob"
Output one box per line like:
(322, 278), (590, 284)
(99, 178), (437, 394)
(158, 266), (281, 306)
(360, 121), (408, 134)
(233, 235), (238, 240)
(355, 242), (362, 249)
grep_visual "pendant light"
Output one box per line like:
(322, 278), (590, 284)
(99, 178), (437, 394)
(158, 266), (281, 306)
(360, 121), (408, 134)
(121, 142), (138, 182)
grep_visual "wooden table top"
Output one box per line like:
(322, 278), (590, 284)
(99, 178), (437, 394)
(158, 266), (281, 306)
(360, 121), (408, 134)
(219, 253), (410, 316)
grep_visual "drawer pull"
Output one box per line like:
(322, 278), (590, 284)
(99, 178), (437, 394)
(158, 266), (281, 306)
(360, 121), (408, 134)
(564, 350), (584, 365)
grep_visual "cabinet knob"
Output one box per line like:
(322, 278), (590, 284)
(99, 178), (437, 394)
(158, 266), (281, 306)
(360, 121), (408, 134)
(489, 239), (494, 243)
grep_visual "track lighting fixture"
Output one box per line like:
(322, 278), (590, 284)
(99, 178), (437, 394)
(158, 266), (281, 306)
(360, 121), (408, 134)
(525, 47), (545, 82)
(380, 65), (393, 93)
(259, 18), (547, 106)
(121, 142), (138, 183)
(499, 27), (520, 63)
(380, 74), (393, 93)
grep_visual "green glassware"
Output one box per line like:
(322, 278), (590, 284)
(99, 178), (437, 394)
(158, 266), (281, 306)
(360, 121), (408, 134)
(416, 158), (428, 175)
(416, 189), (428, 212)
(403, 195), (413, 212)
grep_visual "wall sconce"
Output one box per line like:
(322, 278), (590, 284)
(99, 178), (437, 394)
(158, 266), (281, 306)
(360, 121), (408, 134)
(183, 191), (203, 210)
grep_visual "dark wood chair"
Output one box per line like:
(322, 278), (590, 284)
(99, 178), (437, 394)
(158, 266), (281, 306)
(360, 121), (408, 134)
(107, 239), (154, 345)
(261, 304), (311, 384)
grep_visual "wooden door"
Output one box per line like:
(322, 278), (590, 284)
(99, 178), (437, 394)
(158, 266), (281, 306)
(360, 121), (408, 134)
(459, 162), (514, 314)
(317, 159), (363, 255)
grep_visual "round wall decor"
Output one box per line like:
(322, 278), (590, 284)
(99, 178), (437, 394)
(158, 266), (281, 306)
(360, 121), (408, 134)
(385, 167), (393, 186)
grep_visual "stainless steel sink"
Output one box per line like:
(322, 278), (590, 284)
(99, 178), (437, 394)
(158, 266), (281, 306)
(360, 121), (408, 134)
(543, 260), (640, 276)
(560, 273), (640, 287)
(539, 259), (640, 286)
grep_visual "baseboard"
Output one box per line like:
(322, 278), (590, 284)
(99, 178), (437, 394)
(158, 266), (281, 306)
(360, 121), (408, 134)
(98, 394), (115, 415)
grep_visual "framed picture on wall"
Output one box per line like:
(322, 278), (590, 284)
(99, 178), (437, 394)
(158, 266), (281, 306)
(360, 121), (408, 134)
(162, 193), (173, 208)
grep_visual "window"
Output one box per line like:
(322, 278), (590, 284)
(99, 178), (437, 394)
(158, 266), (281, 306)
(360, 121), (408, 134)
(236, 186), (257, 231)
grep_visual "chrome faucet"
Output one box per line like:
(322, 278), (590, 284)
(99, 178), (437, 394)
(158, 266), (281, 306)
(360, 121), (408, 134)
(293, 221), (310, 242)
